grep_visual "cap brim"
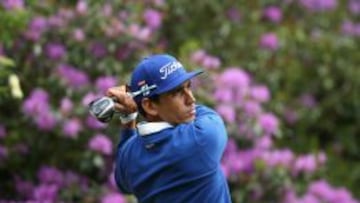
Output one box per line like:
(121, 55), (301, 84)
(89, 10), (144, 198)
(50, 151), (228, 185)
(154, 69), (204, 95)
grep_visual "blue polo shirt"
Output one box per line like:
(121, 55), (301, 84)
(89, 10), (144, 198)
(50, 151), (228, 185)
(115, 105), (231, 203)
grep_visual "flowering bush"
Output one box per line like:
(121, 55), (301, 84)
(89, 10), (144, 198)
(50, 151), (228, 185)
(0, 0), (359, 202)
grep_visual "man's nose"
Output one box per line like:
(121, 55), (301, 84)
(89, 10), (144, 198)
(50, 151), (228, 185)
(185, 88), (196, 104)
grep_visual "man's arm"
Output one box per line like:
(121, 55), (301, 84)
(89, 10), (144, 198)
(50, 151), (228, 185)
(192, 105), (228, 162)
(106, 85), (137, 194)
(106, 85), (138, 149)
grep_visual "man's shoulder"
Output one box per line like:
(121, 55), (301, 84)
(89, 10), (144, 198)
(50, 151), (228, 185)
(119, 133), (139, 155)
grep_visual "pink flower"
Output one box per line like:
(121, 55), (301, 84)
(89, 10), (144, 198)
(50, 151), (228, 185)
(95, 76), (118, 94)
(331, 188), (358, 203)
(213, 88), (233, 103)
(232, 150), (255, 173)
(255, 136), (273, 150)
(88, 134), (113, 155)
(33, 184), (59, 202)
(82, 92), (102, 106)
(293, 154), (317, 174)
(202, 55), (221, 69)
(259, 32), (279, 51)
(308, 180), (334, 200)
(22, 88), (49, 116)
(29, 17), (48, 31)
(299, 0), (337, 11)
(152, 0), (165, 6)
(250, 85), (270, 103)
(102, 4), (113, 17)
(216, 104), (236, 123)
(60, 97), (73, 115)
(218, 68), (251, 89)
(243, 101), (262, 117)
(136, 27), (152, 41)
(224, 138), (238, 155)
(263, 6), (282, 23)
(341, 20), (360, 37)
(1, 0), (24, 10)
(260, 149), (295, 168)
(108, 171), (117, 190)
(57, 64), (90, 89)
(47, 15), (66, 28)
(297, 193), (320, 203)
(35, 112), (57, 131)
(22, 88), (57, 130)
(73, 28), (85, 41)
(143, 9), (163, 29)
(62, 118), (83, 138)
(258, 113), (279, 135)
(76, 0), (87, 15)
(282, 188), (298, 203)
(349, 0), (360, 15)
(317, 151), (327, 165)
(191, 50), (206, 63)
(86, 116), (107, 129)
(128, 24), (152, 41)
(37, 166), (64, 185)
(45, 43), (66, 60)
(190, 50), (221, 69)
(101, 192), (126, 203)
(25, 17), (48, 41)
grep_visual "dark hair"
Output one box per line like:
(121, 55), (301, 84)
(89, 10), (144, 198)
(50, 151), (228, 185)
(136, 94), (160, 117)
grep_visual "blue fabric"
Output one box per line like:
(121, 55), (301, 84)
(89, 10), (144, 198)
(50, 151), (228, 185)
(115, 105), (232, 203)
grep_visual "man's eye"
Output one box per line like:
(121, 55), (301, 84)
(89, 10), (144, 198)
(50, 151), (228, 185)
(174, 89), (183, 95)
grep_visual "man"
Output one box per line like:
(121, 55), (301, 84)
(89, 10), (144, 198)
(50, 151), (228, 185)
(106, 54), (231, 203)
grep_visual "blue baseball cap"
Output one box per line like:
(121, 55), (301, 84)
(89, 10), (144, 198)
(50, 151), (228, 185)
(130, 54), (203, 103)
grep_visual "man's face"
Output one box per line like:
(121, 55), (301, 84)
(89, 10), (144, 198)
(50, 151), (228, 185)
(154, 80), (196, 125)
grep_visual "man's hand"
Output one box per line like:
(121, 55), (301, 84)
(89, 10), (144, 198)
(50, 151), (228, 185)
(106, 85), (138, 128)
(106, 85), (137, 115)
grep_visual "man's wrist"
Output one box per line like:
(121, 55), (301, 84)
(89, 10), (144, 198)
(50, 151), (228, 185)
(119, 112), (138, 124)
(121, 120), (136, 129)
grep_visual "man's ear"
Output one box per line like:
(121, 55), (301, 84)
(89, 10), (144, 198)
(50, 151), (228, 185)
(141, 98), (158, 117)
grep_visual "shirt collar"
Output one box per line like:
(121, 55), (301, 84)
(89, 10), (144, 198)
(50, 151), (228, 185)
(137, 122), (173, 136)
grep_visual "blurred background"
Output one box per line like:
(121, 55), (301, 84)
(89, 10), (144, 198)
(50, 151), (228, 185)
(0, 0), (359, 202)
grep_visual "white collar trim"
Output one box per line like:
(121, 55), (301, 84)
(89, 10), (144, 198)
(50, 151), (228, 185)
(137, 122), (173, 136)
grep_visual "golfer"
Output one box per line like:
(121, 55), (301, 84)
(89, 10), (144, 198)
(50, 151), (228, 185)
(106, 54), (231, 203)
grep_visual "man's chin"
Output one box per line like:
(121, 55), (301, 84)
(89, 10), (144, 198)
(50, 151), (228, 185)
(172, 115), (195, 125)
(184, 116), (195, 123)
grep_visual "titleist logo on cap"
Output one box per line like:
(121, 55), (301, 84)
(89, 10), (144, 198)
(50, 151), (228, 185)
(159, 61), (183, 79)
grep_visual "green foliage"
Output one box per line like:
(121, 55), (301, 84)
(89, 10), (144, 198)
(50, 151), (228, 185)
(0, 9), (30, 46)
